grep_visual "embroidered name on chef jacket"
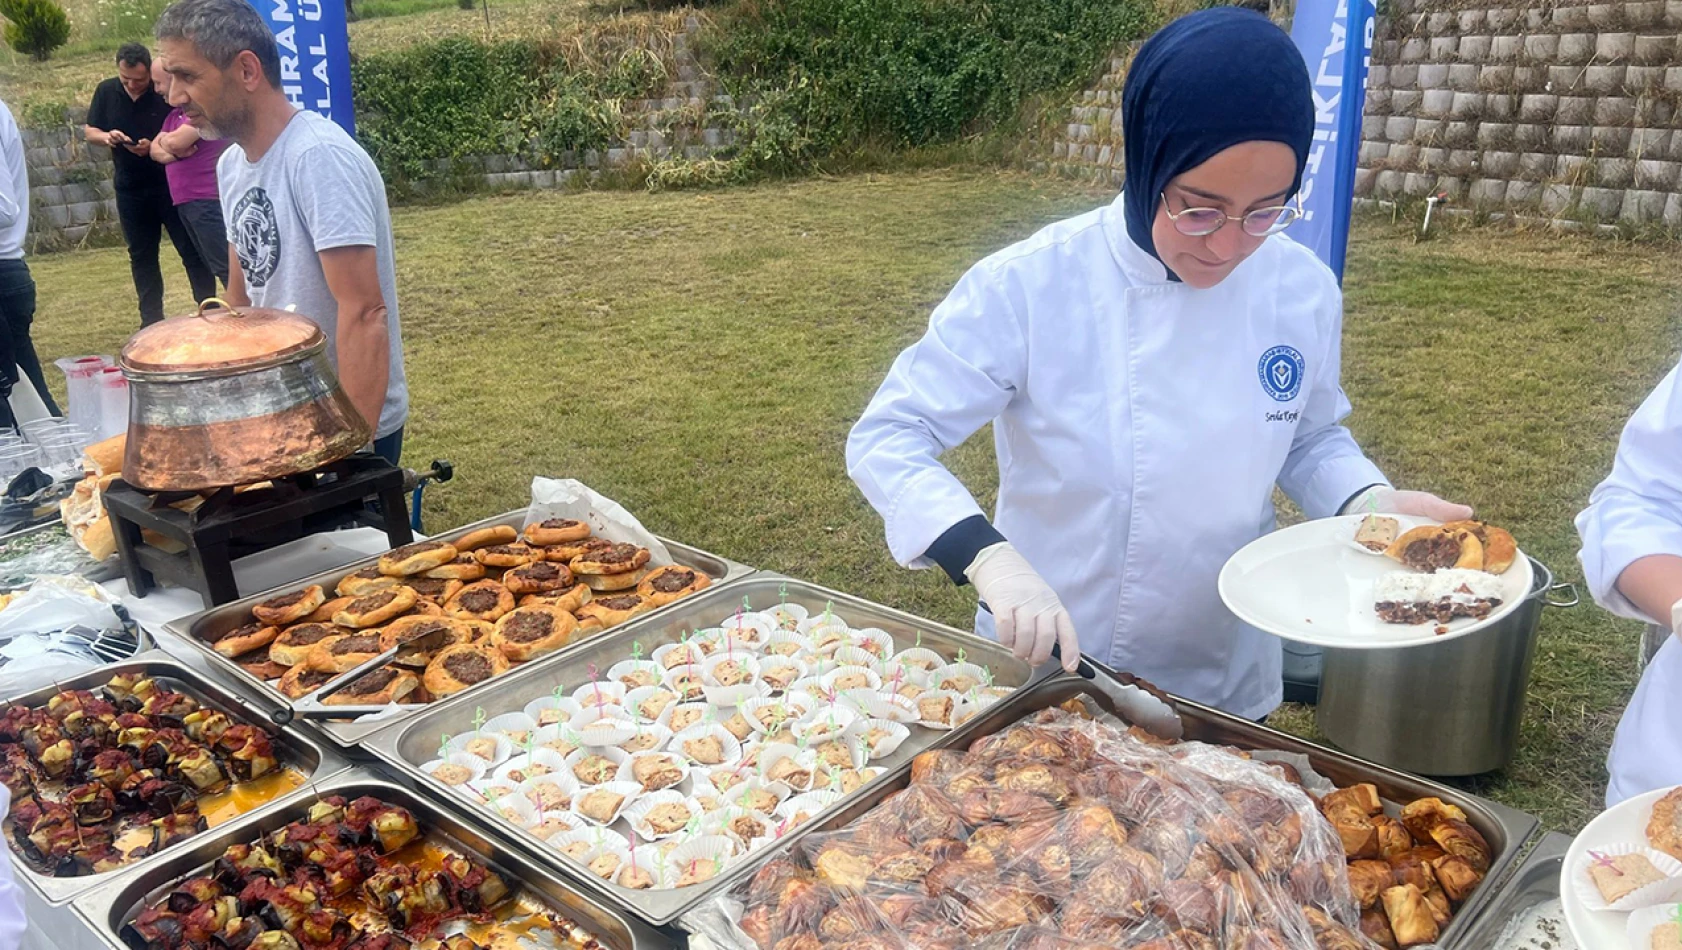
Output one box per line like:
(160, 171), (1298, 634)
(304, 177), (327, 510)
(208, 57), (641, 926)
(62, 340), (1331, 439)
(1258, 345), (1304, 422)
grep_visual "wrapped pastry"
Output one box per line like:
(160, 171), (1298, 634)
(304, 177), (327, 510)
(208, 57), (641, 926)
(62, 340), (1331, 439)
(1379, 884), (1440, 947)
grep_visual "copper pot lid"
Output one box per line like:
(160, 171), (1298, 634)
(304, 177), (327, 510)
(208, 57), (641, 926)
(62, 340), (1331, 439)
(121, 298), (325, 377)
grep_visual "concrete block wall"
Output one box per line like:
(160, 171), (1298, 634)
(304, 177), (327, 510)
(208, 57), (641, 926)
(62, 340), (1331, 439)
(20, 111), (122, 253)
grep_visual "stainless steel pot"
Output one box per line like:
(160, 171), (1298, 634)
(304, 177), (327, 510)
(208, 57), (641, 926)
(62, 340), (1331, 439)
(119, 299), (370, 491)
(1316, 556), (1578, 775)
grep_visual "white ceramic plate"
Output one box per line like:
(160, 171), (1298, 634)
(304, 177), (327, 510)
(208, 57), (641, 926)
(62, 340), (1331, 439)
(1561, 785), (1682, 949)
(1217, 514), (1533, 649)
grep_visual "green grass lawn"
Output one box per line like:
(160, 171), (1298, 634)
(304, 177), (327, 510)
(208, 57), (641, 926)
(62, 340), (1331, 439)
(22, 168), (1676, 833)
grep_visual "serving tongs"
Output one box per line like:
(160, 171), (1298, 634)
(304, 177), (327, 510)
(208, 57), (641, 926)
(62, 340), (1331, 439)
(1049, 643), (1184, 740)
(272, 626), (449, 724)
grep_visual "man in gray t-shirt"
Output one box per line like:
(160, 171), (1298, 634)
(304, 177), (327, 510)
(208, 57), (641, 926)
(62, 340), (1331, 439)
(154, 0), (408, 462)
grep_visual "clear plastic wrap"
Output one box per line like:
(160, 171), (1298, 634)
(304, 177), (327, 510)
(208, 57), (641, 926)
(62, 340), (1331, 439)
(695, 699), (1382, 950)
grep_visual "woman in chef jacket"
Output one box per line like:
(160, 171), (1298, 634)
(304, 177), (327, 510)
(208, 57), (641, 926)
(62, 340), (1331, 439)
(846, 7), (1471, 720)
(1576, 365), (1682, 806)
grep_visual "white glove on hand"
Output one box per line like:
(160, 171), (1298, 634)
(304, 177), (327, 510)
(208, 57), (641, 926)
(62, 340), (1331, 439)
(965, 542), (1080, 672)
(1343, 486), (1473, 523)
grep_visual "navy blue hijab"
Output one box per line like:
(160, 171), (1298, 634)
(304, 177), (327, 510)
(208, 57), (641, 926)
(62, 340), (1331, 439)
(1121, 8), (1315, 278)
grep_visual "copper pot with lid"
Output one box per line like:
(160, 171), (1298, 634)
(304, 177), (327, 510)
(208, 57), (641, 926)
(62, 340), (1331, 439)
(119, 299), (371, 491)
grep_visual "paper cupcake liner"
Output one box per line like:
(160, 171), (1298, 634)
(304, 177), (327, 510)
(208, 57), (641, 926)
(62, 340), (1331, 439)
(762, 630), (815, 660)
(614, 850), (667, 891)
(756, 744), (821, 794)
(1627, 901), (1682, 949)
(980, 685), (1016, 702)
(821, 666), (881, 696)
(483, 789), (540, 829)
(831, 645), (883, 672)
(653, 641), (707, 671)
(665, 701), (711, 735)
(615, 722), (673, 756)
(619, 750), (691, 792)
(446, 732), (515, 766)
(524, 696), (582, 728)
(723, 776), (792, 815)
(528, 812), (582, 840)
(755, 656), (809, 694)
(519, 772), (580, 812)
(565, 746), (631, 786)
(575, 715), (641, 748)
(955, 696), (985, 728)
(858, 692), (919, 725)
(1572, 843), (1682, 912)
(704, 764), (757, 796)
(912, 688), (966, 730)
(621, 789), (703, 842)
(532, 723), (582, 757)
(851, 628), (895, 661)
(741, 696), (808, 736)
(806, 624), (854, 656)
(798, 610), (850, 635)
(572, 680), (628, 707)
(761, 603), (808, 631)
(705, 807), (775, 851)
(482, 712), (540, 746)
(607, 659), (664, 691)
(889, 646), (944, 674)
(794, 706), (857, 745)
(583, 840), (633, 881)
(721, 612), (776, 639)
(702, 653), (761, 688)
(844, 718), (911, 761)
(928, 661), (991, 695)
(624, 685), (683, 724)
(664, 835), (738, 889)
(568, 780), (643, 827)
(421, 752), (490, 788)
(776, 790), (842, 827)
(672, 723), (745, 768)
(494, 747), (569, 785)
(662, 665), (710, 703)
(548, 826), (609, 861)
(700, 683), (762, 709)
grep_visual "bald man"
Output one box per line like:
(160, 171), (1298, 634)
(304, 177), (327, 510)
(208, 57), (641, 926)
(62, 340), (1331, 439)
(149, 59), (230, 287)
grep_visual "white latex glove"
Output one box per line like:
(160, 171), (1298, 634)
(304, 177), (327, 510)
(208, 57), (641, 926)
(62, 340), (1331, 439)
(965, 542), (1080, 672)
(1343, 485), (1473, 522)
(1668, 598), (1682, 637)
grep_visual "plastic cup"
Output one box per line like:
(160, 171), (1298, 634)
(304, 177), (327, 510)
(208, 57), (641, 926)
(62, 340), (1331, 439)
(0, 444), (42, 481)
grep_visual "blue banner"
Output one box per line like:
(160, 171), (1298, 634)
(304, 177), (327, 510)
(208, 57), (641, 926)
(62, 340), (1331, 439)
(245, 0), (355, 135)
(1289, 0), (1374, 282)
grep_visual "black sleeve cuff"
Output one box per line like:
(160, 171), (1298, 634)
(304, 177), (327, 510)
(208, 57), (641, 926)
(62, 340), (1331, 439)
(1338, 482), (1387, 516)
(925, 515), (1006, 586)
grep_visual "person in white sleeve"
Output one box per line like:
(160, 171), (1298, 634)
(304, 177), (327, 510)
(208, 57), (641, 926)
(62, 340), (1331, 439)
(1576, 361), (1682, 807)
(846, 7), (1469, 720)
(0, 786), (26, 950)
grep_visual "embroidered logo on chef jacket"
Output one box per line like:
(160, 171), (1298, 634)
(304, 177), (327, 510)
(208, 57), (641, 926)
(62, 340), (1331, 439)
(1258, 345), (1305, 402)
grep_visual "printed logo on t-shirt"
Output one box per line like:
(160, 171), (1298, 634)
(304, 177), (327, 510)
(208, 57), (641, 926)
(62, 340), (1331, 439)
(230, 187), (281, 287)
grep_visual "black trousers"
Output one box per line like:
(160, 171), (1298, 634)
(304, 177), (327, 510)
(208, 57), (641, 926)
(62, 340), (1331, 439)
(175, 198), (230, 288)
(0, 258), (62, 430)
(115, 187), (216, 326)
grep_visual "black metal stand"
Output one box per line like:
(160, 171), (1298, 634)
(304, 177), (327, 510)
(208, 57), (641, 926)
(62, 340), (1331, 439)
(103, 453), (413, 607)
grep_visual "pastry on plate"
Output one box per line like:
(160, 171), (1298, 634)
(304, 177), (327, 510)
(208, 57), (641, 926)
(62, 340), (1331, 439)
(638, 564), (712, 607)
(322, 666), (418, 705)
(1384, 525), (1485, 573)
(1649, 787), (1682, 862)
(1354, 514), (1399, 553)
(430, 761), (478, 786)
(336, 566), (399, 597)
(276, 664), (337, 699)
(524, 518), (591, 546)
(305, 632), (385, 673)
(378, 540), (460, 577)
(452, 525), (517, 552)
(502, 560), (576, 596)
(269, 622), (340, 666)
(710, 658), (753, 687)
(423, 555), (486, 582)
(474, 542), (539, 569)
(252, 585), (326, 626)
(682, 733), (727, 766)
(444, 580), (516, 622)
(490, 605), (576, 663)
(576, 593), (653, 629)
(1442, 520), (1520, 574)
(422, 643), (509, 697)
(212, 622), (279, 658)
(1588, 851), (1666, 903)
(570, 542), (651, 577)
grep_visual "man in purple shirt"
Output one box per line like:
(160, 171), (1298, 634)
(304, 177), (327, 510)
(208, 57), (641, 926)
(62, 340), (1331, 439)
(148, 59), (229, 287)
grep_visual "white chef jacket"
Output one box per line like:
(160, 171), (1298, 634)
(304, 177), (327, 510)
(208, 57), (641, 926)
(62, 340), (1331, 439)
(847, 193), (1388, 720)
(1575, 360), (1682, 808)
(0, 786), (26, 950)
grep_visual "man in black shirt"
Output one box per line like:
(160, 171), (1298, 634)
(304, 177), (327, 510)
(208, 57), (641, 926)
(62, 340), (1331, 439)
(84, 42), (214, 326)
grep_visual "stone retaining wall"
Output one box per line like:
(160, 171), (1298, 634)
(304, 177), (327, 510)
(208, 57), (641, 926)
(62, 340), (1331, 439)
(20, 111), (121, 254)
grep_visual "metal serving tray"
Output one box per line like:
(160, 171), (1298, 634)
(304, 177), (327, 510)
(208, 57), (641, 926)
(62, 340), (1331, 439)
(1446, 831), (1572, 950)
(164, 509), (755, 749)
(364, 574), (1040, 927)
(684, 675), (1541, 945)
(1, 652), (351, 905)
(70, 770), (671, 950)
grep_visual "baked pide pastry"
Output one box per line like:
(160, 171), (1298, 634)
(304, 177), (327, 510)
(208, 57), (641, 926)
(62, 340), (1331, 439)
(502, 560), (576, 595)
(445, 580), (516, 622)
(305, 596), (355, 624)
(637, 564), (711, 606)
(398, 576), (464, 604)
(378, 540), (460, 577)
(451, 524), (517, 551)
(570, 542), (651, 577)
(576, 592), (654, 629)
(1442, 520), (1520, 574)
(490, 605), (577, 663)
(1384, 526), (1485, 573)
(212, 622), (279, 658)
(409, 599), (445, 616)
(1649, 787), (1682, 861)
(544, 536), (608, 563)
(269, 622), (340, 666)
(252, 585), (326, 626)
(336, 566), (399, 597)
(236, 653), (292, 682)
(422, 643), (509, 697)
(579, 568), (648, 593)
(333, 586), (420, 628)
(524, 518), (592, 545)
(379, 615), (475, 655)
(423, 555), (486, 581)
(519, 583), (591, 614)
(572, 614), (607, 638)
(276, 664), (338, 699)
(474, 542), (539, 568)
(305, 632), (385, 673)
(322, 666), (419, 705)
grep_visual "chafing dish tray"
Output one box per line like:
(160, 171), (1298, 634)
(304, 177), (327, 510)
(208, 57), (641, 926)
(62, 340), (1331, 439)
(165, 509), (755, 749)
(364, 574), (1039, 927)
(1, 652), (350, 905)
(70, 770), (671, 950)
(1447, 831), (1573, 950)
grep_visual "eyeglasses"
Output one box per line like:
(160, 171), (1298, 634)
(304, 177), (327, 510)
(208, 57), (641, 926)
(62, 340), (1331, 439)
(1160, 191), (1303, 237)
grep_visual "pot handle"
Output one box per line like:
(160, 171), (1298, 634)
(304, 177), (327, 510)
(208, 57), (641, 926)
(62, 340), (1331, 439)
(1545, 582), (1580, 608)
(194, 297), (241, 319)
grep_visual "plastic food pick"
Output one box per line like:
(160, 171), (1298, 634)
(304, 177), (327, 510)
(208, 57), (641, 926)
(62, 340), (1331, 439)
(686, 813), (703, 836)
(779, 581), (787, 604)
(1670, 904), (1682, 927)
(472, 707), (487, 736)
(957, 647), (967, 665)
(915, 631), (923, 649)
(982, 667), (995, 687)
(552, 685), (565, 705)
(1589, 850), (1622, 874)
(439, 734), (451, 759)
(743, 595), (752, 613)
(631, 641), (644, 662)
